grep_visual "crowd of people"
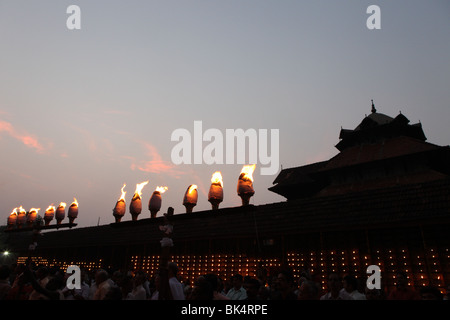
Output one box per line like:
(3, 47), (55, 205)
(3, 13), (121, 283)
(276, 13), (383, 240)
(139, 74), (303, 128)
(0, 260), (448, 301)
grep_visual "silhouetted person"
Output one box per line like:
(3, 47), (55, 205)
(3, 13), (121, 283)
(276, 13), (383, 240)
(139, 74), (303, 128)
(243, 277), (261, 300)
(226, 274), (247, 300)
(168, 262), (185, 300)
(343, 274), (366, 300)
(272, 270), (297, 300)
(0, 265), (11, 300)
(387, 271), (420, 300)
(297, 280), (320, 300)
(204, 273), (229, 300)
(187, 276), (213, 300)
(320, 273), (353, 300)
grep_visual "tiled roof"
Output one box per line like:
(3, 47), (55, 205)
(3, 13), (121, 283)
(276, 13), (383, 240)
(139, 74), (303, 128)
(323, 136), (442, 171)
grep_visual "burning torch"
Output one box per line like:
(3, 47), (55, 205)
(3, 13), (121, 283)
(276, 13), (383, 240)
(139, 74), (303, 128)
(17, 206), (27, 228)
(7, 208), (18, 230)
(130, 181), (149, 221)
(149, 186), (168, 218)
(183, 184), (198, 213)
(44, 205), (55, 226)
(208, 171), (223, 210)
(68, 198), (78, 224)
(113, 184), (127, 223)
(237, 164), (256, 206)
(26, 208), (41, 227)
(55, 202), (66, 225)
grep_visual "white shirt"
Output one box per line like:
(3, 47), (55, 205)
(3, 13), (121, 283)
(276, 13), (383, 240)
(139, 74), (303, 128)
(93, 279), (113, 300)
(226, 287), (247, 300)
(62, 282), (90, 300)
(320, 290), (354, 300)
(169, 277), (185, 300)
(127, 284), (147, 300)
(348, 289), (366, 300)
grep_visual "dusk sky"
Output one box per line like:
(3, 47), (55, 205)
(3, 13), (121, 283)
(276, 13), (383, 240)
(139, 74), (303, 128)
(1, 1), (449, 228)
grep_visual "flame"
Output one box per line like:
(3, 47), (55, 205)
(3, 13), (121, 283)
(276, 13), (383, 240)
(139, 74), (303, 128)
(155, 186), (168, 193)
(118, 183), (127, 201)
(58, 202), (67, 209)
(188, 184), (198, 194)
(18, 206), (26, 214)
(70, 198), (78, 207)
(10, 207), (18, 216)
(134, 181), (149, 198)
(46, 205), (56, 212)
(240, 164), (256, 182)
(211, 171), (223, 187)
(29, 208), (41, 213)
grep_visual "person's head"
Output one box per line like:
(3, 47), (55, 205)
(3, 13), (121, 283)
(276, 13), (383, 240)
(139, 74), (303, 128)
(95, 269), (109, 285)
(231, 274), (243, 290)
(204, 273), (220, 292)
(35, 266), (49, 280)
(189, 276), (213, 300)
(327, 273), (343, 293)
(343, 274), (358, 293)
(168, 262), (179, 278)
(45, 275), (64, 291)
(243, 277), (261, 299)
(297, 280), (320, 300)
(276, 270), (294, 292)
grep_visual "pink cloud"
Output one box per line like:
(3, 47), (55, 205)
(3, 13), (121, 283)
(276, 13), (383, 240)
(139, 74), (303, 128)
(131, 142), (186, 178)
(0, 120), (45, 153)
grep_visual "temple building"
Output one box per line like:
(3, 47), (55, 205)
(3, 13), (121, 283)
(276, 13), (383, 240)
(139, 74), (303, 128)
(3, 102), (450, 294)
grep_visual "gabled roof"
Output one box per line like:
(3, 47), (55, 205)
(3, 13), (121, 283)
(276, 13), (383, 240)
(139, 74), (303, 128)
(323, 135), (442, 171)
(336, 111), (426, 151)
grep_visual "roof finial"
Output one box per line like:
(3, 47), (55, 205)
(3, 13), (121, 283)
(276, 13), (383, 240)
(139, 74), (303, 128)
(371, 99), (377, 113)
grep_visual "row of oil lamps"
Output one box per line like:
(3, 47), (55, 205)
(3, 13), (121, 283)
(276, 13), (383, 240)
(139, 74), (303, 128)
(7, 199), (79, 230)
(5, 164), (256, 228)
(113, 164), (256, 222)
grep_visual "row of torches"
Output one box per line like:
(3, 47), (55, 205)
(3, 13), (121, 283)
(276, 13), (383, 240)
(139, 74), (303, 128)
(7, 199), (79, 230)
(6, 164), (255, 228)
(113, 164), (256, 222)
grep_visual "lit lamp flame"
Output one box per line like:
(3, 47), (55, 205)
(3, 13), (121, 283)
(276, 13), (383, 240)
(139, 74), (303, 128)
(113, 184), (127, 223)
(17, 206), (27, 228)
(149, 186), (168, 218)
(27, 208), (41, 227)
(130, 181), (149, 221)
(44, 205), (55, 226)
(208, 171), (224, 210)
(237, 164), (256, 206)
(183, 184), (198, 213)
(68, 198), (78, 224)
(56, 202), (66, 225)
(7, 208), (18, 230)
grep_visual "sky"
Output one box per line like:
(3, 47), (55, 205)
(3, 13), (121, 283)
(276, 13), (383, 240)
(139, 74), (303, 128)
(0, 1), (449, 228)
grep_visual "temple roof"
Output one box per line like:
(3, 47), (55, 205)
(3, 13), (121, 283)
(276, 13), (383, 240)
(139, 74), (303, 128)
(337, 102), (426, 151)
(270, 103), (449, 200)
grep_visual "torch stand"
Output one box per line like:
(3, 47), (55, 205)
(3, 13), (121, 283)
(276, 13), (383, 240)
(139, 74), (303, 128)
(150, 209), (159, 219)
(183, 203), (196, 214)
(239, 193), (254, 206)
(208, 198), (222, 210)
(158, 207), (174, 300)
